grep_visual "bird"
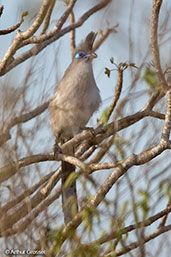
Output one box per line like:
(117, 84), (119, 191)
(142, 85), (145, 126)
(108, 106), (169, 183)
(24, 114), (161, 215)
(49, 31), (101, 224)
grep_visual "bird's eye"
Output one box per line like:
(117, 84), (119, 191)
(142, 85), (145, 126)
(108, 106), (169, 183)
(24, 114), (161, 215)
(75, 51), (87, 59)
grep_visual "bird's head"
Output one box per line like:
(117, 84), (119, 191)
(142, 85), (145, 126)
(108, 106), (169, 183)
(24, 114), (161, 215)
(74, 31), (97, 62)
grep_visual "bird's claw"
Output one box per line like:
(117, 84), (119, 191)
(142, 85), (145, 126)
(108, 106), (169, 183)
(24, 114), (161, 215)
(81, 126), (96, 136)
(54, 141), (62, 158)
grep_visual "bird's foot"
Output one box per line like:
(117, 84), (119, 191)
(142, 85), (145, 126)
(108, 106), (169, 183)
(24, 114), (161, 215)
(54, 140), (62, 159)
(81, 126), (96, 137)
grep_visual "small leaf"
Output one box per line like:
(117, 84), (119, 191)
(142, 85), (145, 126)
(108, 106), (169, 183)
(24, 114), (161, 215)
(64, 171), (78, 188)
(142, 68), (161, 92)
(21, 11), (29, 23)
(105, 67), (111, 78)
(121, 201), (128, 217)
(110, 57), (114, 64)
(82, 206), (94, 233)
(129, 63), (138, 69)
(138, 189), (150, 202)
(99, 108), (109, 126)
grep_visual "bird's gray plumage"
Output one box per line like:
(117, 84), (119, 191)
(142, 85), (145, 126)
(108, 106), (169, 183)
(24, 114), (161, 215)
(49, 31), (101, 223)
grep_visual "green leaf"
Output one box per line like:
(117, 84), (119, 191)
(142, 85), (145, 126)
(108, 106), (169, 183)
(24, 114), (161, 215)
(52, 228), (63, 254)
(64, 171), (78, 188)
(138, 189), (150, 202)
(110, 56), (114, 64)
(113, 134), (129, 160)
(142, 68), (161, 92)
(121, 201), (128, 217)
(159, 181), (171, 202)
(129, 63), (138, 69)
(105, 67), (111, 78)
(99, 108), (109, 126)
(82, 206), (94, 233)
(138, 189), (150, 218)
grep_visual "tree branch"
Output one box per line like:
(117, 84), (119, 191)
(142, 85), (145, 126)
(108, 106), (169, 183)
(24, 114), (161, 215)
(0, 186), (61, 237)
(104, 225), (171, 256)
(41, 0), (56, 34)
(89, 204), (171, 246)
(0, 171), (55, 216)
(161, 89), (171, 142)
(151, 0), (169, 91)
(0, 0), (111, 75)
(0, 169), (60, 234)
(49, 136), (169, 251)
(0, 100), (50, 146)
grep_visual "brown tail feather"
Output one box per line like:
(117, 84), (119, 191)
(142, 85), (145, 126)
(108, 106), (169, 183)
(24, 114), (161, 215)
(61, 161), (78, 223)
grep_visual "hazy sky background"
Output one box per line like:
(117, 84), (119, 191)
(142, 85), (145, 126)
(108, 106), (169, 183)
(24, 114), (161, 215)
(0, 1), (171, 255)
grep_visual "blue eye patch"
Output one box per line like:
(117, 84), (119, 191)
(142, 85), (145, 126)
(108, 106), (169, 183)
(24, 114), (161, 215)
(75, 51), (89, 59)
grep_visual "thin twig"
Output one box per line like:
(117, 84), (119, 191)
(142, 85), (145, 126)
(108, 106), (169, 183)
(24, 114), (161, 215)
(161, 89), (171, 141)
(151, 0), (169, 91)
(106, 67), (123, 122)
(0, 100), (50, 146)
(0, 0), (112, 76)
(0, 187), (61, 237)
(93, 26), (118, 51)
(0, 169), (60, 233)
(69, 10), (76, 59)
(41, 0), (56, 34)
(0, 12), (28, 35)
(104, 225), (171, 256)
(0, 171), (55, 216)
(0, 5), (4, 17)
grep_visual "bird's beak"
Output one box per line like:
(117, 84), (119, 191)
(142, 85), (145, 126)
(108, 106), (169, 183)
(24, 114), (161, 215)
(90, 52), (97, 59)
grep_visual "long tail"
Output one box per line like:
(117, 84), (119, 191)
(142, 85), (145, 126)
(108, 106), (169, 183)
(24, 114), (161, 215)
(61, 160), (78, 224)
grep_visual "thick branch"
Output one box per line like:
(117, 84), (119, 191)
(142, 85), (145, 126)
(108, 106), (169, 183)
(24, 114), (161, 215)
(49, 137), (168, 250)
(0, 107), (165, 184)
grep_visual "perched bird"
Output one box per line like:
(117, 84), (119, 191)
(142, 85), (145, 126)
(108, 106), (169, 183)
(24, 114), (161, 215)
(49, 31), (101, 223)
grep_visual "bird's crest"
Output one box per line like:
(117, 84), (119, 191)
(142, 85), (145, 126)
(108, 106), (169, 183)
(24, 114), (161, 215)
(74, 31), (97, 56)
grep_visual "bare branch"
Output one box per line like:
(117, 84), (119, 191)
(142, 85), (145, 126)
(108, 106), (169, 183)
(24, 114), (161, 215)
(161, 89), (171, 142)
(0, 0), (112, 75)
(41, 0), (56, 34)
(0, 187), (61, 237)
(0, 172), (55, 215)
(0, 5), (4, 17)
(69, 10), (76, 59)
(151, 0), (169, 91)
(84, 204), (171, 245)
(104, 225), (171, 256)
(93, 26), (118, 51)
(141, 90), (164, 111)
(19, 0), (52, 40)
(0, 0), (52, 74)
(105, 66), (124, 123)
(0, 100), (50, 146)
(49, 138), (168, 250)
(0, 170), (60, 234)
(0, 12), (28, 35)
(158, 202), (171, 228)
(0, 153), (54, 183)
